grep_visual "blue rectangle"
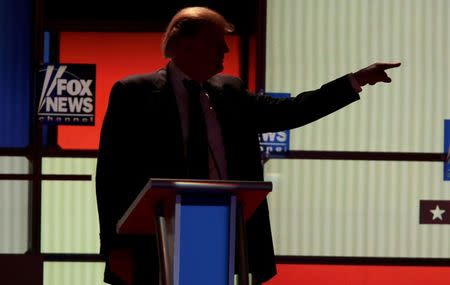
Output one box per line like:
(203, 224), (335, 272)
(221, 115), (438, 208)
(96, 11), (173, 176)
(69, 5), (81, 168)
(43, 31), (50, 64)
(259, 92), (291, 155)
(444, 120), (450, 181)
(0, 0), (32, 147)
(179, 200), (230, 285)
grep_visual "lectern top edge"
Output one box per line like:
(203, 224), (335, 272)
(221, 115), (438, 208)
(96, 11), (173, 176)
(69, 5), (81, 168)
(116, 178), (272, 235)
(149, 178), (273, 192)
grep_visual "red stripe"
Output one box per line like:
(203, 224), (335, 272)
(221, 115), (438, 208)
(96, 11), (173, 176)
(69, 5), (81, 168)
(265, 264), (450, 285)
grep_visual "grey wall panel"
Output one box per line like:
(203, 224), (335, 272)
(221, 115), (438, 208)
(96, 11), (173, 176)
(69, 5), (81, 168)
(0, 156), (29, 174)
(0, 157), (29, 253)
(0, 181), (29, 253)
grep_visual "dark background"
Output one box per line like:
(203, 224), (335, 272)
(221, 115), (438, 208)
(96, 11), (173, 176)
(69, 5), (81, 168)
(43, 0), (259, 33)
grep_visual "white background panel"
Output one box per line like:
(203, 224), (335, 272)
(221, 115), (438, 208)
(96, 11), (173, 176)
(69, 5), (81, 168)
(266, 159), (450, 257)
(266, 0), (450, 152)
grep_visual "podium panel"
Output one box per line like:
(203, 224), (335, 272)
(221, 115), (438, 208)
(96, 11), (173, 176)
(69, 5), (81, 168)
(175, 195), (235, 285)
(117, 179), (272, 285)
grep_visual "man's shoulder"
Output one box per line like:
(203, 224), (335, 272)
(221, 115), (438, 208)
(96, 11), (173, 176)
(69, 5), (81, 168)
(116, 68), (167, 91)
(208, 74), (244, 89)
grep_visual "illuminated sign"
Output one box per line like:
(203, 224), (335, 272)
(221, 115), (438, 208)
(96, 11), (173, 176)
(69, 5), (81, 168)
(37, 64), (95, 125)
(259, 92), (290, 156)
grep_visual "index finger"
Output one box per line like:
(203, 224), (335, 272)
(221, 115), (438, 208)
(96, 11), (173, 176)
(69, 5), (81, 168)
(378, 62), (401, 70)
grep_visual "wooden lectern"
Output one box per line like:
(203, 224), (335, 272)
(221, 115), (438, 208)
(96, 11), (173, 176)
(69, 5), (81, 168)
(115, 178), (272, 285)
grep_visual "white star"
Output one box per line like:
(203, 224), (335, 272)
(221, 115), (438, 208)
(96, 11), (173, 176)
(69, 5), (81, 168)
(430, 205), (446, 221)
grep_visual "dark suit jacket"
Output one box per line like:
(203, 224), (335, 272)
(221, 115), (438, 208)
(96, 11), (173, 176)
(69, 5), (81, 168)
(95, 66), (360, 284)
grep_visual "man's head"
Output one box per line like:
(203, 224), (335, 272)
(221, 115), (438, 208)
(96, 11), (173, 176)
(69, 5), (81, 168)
(162, 7), (234, 81)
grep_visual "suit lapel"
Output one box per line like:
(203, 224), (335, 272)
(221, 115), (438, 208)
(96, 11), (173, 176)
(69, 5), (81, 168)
(153, 67), (187, 173)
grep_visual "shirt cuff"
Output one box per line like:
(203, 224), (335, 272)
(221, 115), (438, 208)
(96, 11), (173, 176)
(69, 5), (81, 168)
(348, 73), (363, 93)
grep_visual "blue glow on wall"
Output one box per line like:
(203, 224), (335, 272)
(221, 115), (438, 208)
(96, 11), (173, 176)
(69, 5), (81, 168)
(0, 0), (33, 147)
(444, 120), (450, 181)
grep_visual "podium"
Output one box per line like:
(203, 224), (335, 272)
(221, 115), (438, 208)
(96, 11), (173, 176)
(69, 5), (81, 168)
(116, 179), (272, 285)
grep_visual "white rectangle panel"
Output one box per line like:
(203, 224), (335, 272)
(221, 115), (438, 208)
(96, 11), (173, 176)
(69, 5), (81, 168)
(265, 159), (450, 257)
(266, 0), (450, 152)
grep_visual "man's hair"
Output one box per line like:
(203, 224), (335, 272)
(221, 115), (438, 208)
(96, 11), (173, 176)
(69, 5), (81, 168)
(162, 6), (234, 58)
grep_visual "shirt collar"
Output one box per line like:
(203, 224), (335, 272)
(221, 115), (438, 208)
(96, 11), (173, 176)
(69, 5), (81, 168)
(168, 61), (190, 96)
(168, 60), (207, 90)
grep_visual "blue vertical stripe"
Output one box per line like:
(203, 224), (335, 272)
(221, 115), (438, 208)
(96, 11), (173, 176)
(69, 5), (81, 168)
(444, 120), (450, 181)
(0, 0), (32, 147)
(43, 31), (50, 64)
(41, 31), (51, 146)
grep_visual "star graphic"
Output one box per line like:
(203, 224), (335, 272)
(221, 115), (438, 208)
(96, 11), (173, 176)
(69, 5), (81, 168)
(430, 205), (446, 221)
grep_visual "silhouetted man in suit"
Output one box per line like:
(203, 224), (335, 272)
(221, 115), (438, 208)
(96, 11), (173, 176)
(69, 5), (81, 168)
(96, 6), (400, 285)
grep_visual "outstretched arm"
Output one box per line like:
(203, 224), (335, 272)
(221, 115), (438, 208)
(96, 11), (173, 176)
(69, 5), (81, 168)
(244, 62), (401, 133)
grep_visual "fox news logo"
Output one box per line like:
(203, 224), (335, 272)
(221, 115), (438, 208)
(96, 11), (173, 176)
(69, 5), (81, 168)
(260, 131), (289, 154)
(37, 64), (95, 125)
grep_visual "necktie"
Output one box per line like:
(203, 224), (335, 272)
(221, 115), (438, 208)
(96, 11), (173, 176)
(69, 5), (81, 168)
(183, 79), (209, 179)
(202, 83), (228, 180)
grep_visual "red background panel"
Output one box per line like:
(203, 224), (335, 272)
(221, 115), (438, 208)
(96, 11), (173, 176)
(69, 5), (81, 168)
(248, 34), (256, 93)
(58, 32), (241, 149)
(265, 264), (450, 285)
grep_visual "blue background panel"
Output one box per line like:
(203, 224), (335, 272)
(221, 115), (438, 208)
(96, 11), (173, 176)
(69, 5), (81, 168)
(0, 0), (32, 147)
